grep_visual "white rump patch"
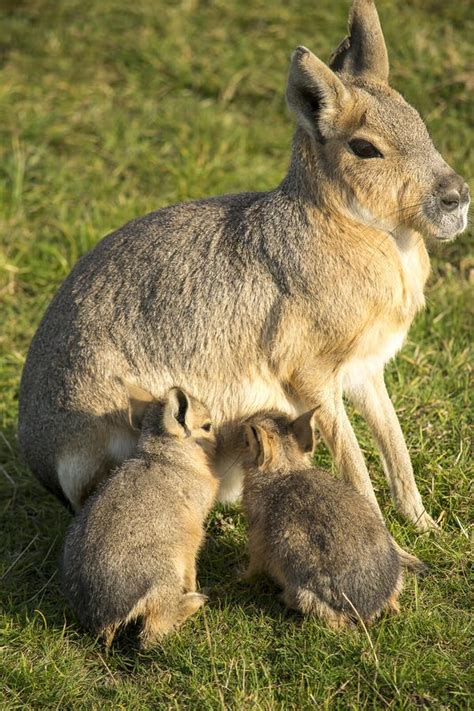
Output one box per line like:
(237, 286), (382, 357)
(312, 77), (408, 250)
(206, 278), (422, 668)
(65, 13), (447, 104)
(108, 429), (138, 463)
(57, 451), (99, 511)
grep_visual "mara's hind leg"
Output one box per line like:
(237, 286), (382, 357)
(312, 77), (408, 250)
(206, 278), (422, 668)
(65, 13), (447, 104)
(385, 573), (403, 615)
(183, 561), (197, 593)
(139, 608), (177, 650)
(102, 623), (119, 648)
(282, 587), (348, 629)
(240, 535), (268, 581)
(58, 448), (114, 511)
(139, 593), (207, 650)
(386, 592), (400, 615)
(57, 426), (138, 510)
(176, 592), (207, 627)
(214, 453), (245, 504)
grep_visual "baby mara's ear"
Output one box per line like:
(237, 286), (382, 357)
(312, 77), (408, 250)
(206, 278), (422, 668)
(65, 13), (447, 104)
(163, 387), (193, 438)
(290, 409), (317, 454)
(125, 382), (155, 430)
(244, 424), (275, 469)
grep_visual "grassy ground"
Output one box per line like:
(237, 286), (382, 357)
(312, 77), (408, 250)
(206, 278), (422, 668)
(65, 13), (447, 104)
(1, 0), (472, 708)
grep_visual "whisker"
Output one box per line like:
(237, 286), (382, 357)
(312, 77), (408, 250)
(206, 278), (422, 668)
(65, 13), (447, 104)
(339, 192), (448, 271)
(362, 207), (427, 269)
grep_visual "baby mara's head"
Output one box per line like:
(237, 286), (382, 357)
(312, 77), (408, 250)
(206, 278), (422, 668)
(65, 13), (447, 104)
(127, 383), (216, 457)
(243, 409), (316, 472)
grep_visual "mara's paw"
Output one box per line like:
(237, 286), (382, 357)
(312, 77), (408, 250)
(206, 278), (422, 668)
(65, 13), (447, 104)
(386, 597), (401, 615)
(102, 623), (119, 648)
(139, 632), (160, 651)
(236, 562), (262, 583)
(400, 501), (440, 532)
(413, 509), (440, 533)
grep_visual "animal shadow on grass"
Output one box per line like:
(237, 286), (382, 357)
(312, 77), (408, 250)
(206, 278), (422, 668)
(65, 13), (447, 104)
(0, 434), (152, 660)
(0, 428), (299, 658)
(0, 424), (71, 629)
(198, 506), (302, 624)
(89, 505), (296, 661)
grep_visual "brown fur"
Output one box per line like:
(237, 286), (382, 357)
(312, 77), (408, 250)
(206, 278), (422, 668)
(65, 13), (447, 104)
(242, 411), (403, 627)
(60, 387), (218, 648)
(19, 1), (469, 570)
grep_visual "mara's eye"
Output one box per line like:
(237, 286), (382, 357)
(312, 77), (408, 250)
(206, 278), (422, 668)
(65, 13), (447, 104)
(201, 422), (212, 432)
(348, 138), (383, 159)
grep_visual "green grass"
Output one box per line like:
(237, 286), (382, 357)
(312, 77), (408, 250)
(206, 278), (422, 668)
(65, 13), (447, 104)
(1, 0), (473, 708)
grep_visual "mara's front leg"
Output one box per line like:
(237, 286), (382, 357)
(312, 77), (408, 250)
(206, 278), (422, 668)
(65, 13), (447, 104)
(345, 369), (438, 532)
(309, 378), (380, 509)
(305, 376), (424, 571)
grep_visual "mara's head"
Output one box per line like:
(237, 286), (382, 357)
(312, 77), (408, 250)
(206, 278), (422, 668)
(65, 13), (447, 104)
(286, 0), (469, 242)
(243, 409), (316, 472)
(126, 384), (215, 455)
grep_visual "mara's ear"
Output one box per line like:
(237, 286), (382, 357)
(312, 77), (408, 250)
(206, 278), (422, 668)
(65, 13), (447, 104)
(244, 425), (275, 469)
(290, 409), (317, 453)
(329, 0), (389, 83)
(286, 46), (351, 141)
(163, 387), (191, 438)
(125, 382), (155, 430)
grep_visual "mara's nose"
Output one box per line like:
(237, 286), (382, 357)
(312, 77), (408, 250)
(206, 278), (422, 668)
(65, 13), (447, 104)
(440, 189), (461, 213)
(437, 174), (470, 213)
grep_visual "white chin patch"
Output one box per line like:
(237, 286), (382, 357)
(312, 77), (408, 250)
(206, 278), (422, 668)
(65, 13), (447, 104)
(438, 209), (469, 240)
(428, 194), (470, 240)
(460, 201), (470, 231)
(347, 196), (377, 227)
(346, 195), (396, 233)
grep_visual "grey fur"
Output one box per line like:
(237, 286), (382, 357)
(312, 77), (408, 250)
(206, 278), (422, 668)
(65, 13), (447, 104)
(60, 389), (217, 646)
(19, 1), (469, 557)
(242, 412), (402, 625)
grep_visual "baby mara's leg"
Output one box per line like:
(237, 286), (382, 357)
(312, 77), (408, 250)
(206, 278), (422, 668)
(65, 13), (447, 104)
(281, 586), (348, 629)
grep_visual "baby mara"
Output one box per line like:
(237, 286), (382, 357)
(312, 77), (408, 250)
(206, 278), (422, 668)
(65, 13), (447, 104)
(242, 411), (402, 627)
(61, 386), (217, 649)
(62, 391), (400, 646)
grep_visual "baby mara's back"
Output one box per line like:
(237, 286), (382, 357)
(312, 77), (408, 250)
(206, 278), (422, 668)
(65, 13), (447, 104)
(249, 467), (400, 621)
(61, 386), (218, 647)
(242, 411), (402, 626)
